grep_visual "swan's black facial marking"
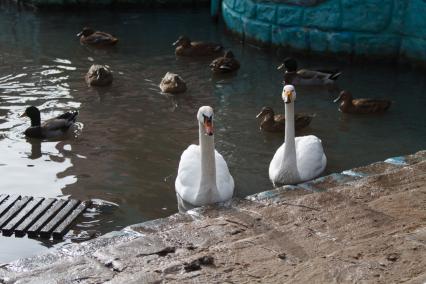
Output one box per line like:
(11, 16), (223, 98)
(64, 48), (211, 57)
(203, 114), (212, 123)
(203, 114), (214, 136)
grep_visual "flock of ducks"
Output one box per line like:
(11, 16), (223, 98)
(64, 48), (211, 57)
(19, 28), (393, 208)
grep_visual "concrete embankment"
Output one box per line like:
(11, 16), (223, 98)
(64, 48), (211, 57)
(1, 151), (425, 283)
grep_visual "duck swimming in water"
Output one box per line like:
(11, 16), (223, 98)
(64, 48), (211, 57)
(77, 27), (118, 48)
(173, 36), (223, 57)
(256, 106), (315, 133)
(278, 57), (341, 86)
(21, 106), (78, 139)
(159, 72), (187, 94)
(334, 90), (392, 114)
(85, 64), (113, 87)
(209, 50), (240, 74)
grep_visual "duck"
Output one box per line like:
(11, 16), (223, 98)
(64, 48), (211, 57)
(269, 85), (327, 185)
(256, 106), (315, 133)
(277, 57), (341, 86)
(77, 27), (118, 47)
(21, 106), (78, 139)
(209, 50), (240, 74)
(175, 106), (234, 206)
(334, 90), (392, 114)
(173, 36), (223, 57)
(85, 64), (113, 86)
(159, 72), (187, 94)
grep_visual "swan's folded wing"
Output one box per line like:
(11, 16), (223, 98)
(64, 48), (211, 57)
(175, 145), (201, 204)
(269, 143), (285, 182)
(214, 150), (234, 201)
(295, 135), (327, 181)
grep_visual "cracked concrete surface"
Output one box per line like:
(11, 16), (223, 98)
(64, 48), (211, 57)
(0, 151), (425, 283)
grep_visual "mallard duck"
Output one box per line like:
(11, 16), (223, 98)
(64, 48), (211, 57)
(85, 64), (113, 86)
(278, 57), (341, 86)
(21, 106), (78, 139)
(209, 50), (240, 74)
(77, 27), (118, 47)
(173, 36), (223, 57)
(269, 85), (327, 185)
(334, 90), (392, 114)
(159, 72), (187, 94)
(256, 106), (314, 132)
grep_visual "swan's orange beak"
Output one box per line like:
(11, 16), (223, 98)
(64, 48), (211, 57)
(204, 118), (214, 136)
(283, 91), (292, 104)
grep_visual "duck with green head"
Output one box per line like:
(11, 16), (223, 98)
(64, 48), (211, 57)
(278, 57), (341, 86)
(21, 106), (78, 139)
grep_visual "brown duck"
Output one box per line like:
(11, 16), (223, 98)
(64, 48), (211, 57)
(159, 72), (187, 94)
(85, 64), (113, 87)
(334, 90), (392, 114)
(77, 27), (118, 47)
(173, 36), (223, 57)
(256, 106), (315, 133)
(209, 50), (240, 74)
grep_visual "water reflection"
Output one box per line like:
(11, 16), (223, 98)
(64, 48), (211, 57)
(27, 138), (42, 159)
(0, 4), (425, 263)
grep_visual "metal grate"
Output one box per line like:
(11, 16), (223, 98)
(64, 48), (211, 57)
(0, 194), (89, 239)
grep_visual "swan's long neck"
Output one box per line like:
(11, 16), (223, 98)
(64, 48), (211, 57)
(199, 122), (217, 191)
(282, 102), (298, 177)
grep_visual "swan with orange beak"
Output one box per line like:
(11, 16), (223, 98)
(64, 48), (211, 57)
(175, 106), (234, 207)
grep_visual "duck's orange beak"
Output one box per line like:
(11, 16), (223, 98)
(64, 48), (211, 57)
(204, 119), (214, 136)
(20, 111), (27, 118)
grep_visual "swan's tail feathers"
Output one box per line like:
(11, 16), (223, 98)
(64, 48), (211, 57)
(329, 72), (342, 81)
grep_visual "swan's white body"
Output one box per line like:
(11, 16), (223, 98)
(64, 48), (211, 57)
(175, 106), (234, 206)
(269, 85), (326, 185)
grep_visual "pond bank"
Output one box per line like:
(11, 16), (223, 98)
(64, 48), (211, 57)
(1, 150), (425, 283)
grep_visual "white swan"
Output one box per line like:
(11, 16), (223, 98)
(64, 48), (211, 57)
(175, 106), (234, 206)
(269, 85), (327, 185)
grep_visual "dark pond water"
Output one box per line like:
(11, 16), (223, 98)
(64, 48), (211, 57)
(0, 4), (425, 262)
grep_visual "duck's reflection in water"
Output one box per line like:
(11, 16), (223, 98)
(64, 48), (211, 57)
(26, 138), (42, 160)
